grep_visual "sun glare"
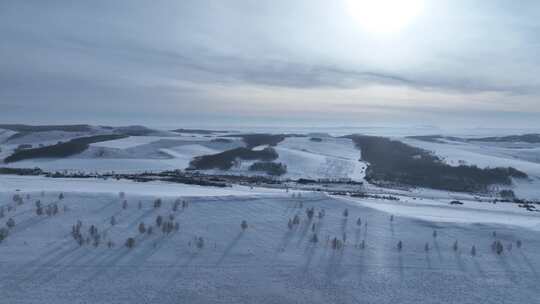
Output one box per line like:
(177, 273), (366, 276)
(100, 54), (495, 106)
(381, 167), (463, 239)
(346, 0), (425, 35)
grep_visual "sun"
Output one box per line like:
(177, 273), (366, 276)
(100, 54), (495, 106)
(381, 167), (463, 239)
(346, 0), (425, 35)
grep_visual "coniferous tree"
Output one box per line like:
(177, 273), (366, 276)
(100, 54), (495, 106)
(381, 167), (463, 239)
(241, 220), (248, 231)
(139, 222), (146, 234)
(6, 218), (15, 229)
(110, 216), (116, 226)
(125, 237), (135, 248)
(0, 228), (8, 242)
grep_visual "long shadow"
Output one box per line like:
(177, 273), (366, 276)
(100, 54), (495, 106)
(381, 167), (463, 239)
(453, 250), (466, 272)
(519, 250), (539, 278)
(10, 215), (49, 235)
(89, 198), (118, 215)
(5, 244), (82, 289)
(324, 248), (344, 284)
(433, 239), (443, 262)
(425, 251), (432, 269)
(302, 242), (318, 272)
(127, 233), (171, 269)
(296, 219), (313, 247)
(472, 256), (486, 278)
(216, 231), (244, 265)
(354, 228), (361, 247)
(398, 254), (404, 282)
(275, 229), (295, 256)
(496, 253), (517, 283)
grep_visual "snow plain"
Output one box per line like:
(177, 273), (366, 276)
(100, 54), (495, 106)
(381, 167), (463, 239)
(0, 177), (538, 303)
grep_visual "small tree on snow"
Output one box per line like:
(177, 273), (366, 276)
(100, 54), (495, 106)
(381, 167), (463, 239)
(432, 230), (437, 238)
(125, 237), (135, 248)
(343, 208), (349, 217)
(241, 220), (248, 231)
(110, 216), (116, 226)
(138, 201), (142, 210)
(397, 240), (403, 251)
(453, 240), (458, 252)
(6, 218), (15, 229)
(58, 193), (64, 200)
(138, 222), (146, 234)
(356, 217), (362, 226)
(156, 215), (163, 227)
(0, 228), (8, 242)
(122, 200), (128, 210)
(310, 233), (318, 243)
(196, 237), (204, 249)
(471, 245), (476, 256)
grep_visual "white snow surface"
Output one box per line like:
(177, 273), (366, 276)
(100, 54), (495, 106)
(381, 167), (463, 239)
(275, 137), (366, 180)
(0, 176), (538, 303)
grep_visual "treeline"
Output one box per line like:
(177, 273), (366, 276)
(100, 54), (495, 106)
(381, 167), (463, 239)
(248, 162), (287, 176)
(4, 134), (127, 163)
(189, 147), (278, 170)
(231, 134), (287, 149)
(347, 135), (528, 192)
(0, 124), (93, 132)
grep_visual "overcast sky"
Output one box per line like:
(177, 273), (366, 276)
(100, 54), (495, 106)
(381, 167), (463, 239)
(1, 0), (540, 129)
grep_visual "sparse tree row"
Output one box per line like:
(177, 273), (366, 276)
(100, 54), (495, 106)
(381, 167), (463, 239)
(0, 191), (71, 244)
(66, 195), (191, 249)
(2, 190), (520, 261)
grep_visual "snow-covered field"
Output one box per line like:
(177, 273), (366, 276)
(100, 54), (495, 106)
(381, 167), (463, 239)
(275, 136), (366, 180)
(0, 176), (539, 303)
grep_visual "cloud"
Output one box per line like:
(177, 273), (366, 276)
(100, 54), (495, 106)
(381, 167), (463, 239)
(1, 0), (540, 127)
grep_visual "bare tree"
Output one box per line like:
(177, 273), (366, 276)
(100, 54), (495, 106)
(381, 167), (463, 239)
(138, 222), (146, 234)
(6, 218), (15, 229)
(125, 237), (135, 248)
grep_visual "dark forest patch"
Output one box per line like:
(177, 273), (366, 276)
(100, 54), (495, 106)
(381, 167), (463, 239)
(4, 134), (128, 163)
(248, 162), (287, 176)
(347, 135), (527, 192)
(189, 147), (278, 170)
